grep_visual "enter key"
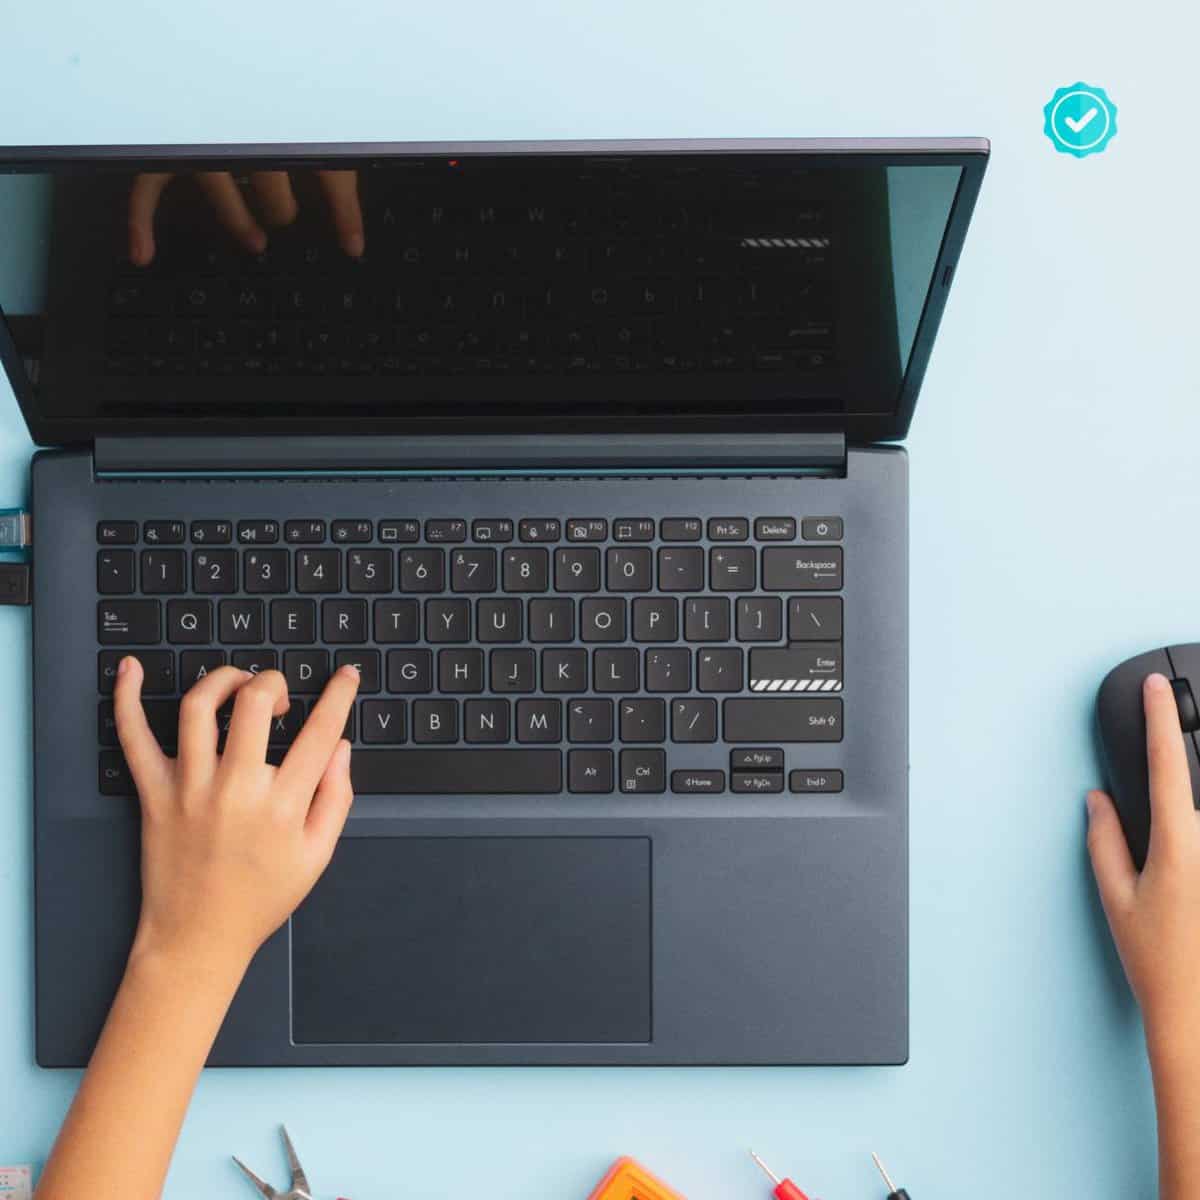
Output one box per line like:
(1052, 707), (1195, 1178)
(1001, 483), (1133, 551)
(749, 643), (842, 692)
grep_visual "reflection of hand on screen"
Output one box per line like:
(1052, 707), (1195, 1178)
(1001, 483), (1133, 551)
(128, 170), (364, 266)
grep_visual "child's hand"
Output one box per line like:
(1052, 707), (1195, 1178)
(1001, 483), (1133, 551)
(113, 657), (359, 975)
(1088, 672), (1200, 1044)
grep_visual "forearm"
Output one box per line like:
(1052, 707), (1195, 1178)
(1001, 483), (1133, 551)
(1148, 1024), (1200, 1200)
(35, 944), (247, 1200)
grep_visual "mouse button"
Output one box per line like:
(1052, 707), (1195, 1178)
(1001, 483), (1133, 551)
(1172, 678), (1200, 733)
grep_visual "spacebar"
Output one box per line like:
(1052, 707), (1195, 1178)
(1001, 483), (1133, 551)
(350, 749), (562, 795)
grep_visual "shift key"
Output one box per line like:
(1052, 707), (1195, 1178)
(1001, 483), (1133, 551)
(724, 697), (842, 742)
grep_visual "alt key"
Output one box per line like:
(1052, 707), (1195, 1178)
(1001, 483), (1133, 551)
(789, 769), (844, 793)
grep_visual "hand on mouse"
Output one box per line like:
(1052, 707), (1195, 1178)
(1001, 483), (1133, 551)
(113, 657), (359, 977)
(1088, 672), (1200, 1042)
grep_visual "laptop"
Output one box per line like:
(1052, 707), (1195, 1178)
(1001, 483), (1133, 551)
(0, 138), (987, 1066)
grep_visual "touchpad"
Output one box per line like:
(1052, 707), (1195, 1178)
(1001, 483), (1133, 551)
(291, 837), (651, 1045)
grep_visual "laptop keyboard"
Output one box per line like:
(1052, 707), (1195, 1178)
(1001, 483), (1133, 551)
(97, 513), (844, 798)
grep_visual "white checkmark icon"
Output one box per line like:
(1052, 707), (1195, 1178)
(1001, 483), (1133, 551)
(1064, 106), (1099, 133)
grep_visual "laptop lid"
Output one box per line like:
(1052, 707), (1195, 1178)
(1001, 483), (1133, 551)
(0, 138), (987, 448)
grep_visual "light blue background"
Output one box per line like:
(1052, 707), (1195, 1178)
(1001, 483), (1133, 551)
(0, 2), (1196, 1196)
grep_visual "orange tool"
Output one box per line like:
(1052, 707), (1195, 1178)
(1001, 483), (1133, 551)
(587, 1156), (686, 1200)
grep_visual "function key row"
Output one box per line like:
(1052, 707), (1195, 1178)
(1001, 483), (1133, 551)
(98, 515), (844, 547)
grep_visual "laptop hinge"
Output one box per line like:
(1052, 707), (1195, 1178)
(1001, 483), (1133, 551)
(94, 433), (847, 477)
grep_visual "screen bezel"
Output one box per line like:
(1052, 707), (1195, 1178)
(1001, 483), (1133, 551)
(0, 138), (988, 448)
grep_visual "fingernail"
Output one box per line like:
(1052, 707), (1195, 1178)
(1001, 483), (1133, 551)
(117, 655), (132, 676)
(1146, 672), (1170, 693)
(346, 232), (365, 257)
(341, 664), (360, 679)
(249, 227), (267, 253)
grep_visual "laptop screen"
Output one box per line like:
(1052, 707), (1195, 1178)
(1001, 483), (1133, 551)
(0, 143), (985, 444)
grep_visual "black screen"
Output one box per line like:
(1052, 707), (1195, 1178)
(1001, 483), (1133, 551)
(0, 147), (972, 440)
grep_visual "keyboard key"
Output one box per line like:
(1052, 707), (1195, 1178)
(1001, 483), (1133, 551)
(97, 520), (137, 544)
(613, 518), (654, 542)
(710, 547), (756, 592)
(644, 648), (690, 693)
(231, 649), (278, 675)
(632, 596), (678, 642)
(528, 596), (573, 642)
(98, 649), (174, 694)
(671, 769), (725, 793)
(802, 517), (843, 541)
(378, 519), (420, 543)
(334, 648), (381, 693)
(244, 549), (289, 593)
(749, 644), (842, 692)
(788, 596), (843, 641)
(193, 549), (237, 594)
(350, 748), (561, 793)
(566, 518), (607, 542)
(426, 598), (471, 643)
(284, 649), (330, 693)
(736, 596), (782, 641)
(543, 648), (587, 692)
(451, 549), (497, 593)
(387, 649), (433, 693)
(620, 698), (665, 742)
(464, 698), (510, 743)
(594, 647), (638, 692)
(478, 598), (522, 643)
(413, 699), (458, 743)
(180, 649), (225, 690)
(606, 547), (652, 592)
(723, 697), (843, 742)
(143, 520), (184, 545)
(331, 519), (373, 543)
(518, 518), (560, 543)
(697, 647), (743, 692)
(581, 597), (626, 642)
(237, 519), (280, 544)
(361, 699), (407, 744)
(191, 520), (233, 544)
(219, 599), (264, 643)
(731, 747), (784, 770)
(555, 547), (600, 592)
(471, 518), (513, 543)
(295, 549), (341, 593)
(97, 549), (135, 594)
(660, 518), (702, 541)
(268, 704), (306, 747)
(373, 598), (419, 643)
(399, 548), (445, 592)
(790, 769), (844, 793)
(166, 598), (212, 644)
(271, 598), (316, 643)
(141, 549), (186, 594)
(658, 547), (704, 592)
(99, 750), (134, 796)
(732, 770), (784, 794)
(425, 518), (467, 544)
(755, 517), (796, 540)
(438, 648), (484, 692)
(708, 518), (749, 541)
(100, 699), (180, 748)
(284, 519), (326, 544)
(672, 697), (717, 742)
(684, 597), (729, 642)
(98, 599), (161, 645)
(568, 698), (613, 743)
(568, 749), (613, 793)
(619, 748), (665, 793)
(503, 547), (549, 592)
(347, 548), (393, 593)
(516, 698), (561, 742)
(762, 546), (843, 591)
(322, 599), (368, 643)
(491, 648), (536, 693)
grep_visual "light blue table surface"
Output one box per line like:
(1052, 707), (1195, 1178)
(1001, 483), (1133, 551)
(0, 2), (1196, 1195)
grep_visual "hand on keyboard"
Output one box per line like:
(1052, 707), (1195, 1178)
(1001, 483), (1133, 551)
(114, 655), (360, 973)
(127, 169), (365, 266)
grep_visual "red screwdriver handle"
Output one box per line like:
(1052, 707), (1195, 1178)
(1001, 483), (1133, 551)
(774, 1182), (809, 1200)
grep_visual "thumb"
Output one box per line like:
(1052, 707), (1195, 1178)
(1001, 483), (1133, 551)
(1087, 790), (1136, 922)
(305, 739), (354, 867)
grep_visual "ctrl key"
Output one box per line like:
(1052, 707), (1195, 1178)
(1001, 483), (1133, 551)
(99, 750), (134, 796)
(790, 769), (844, 794)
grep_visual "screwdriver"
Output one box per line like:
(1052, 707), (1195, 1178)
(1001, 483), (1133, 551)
(748, 1150), (809, 1200)
(871, 1152), (911, 1200)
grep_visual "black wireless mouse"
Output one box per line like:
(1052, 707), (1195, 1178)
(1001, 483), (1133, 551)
(1096, 645), (1200, 868)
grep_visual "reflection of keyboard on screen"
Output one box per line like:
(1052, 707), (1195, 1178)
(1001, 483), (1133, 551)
(97, 512), (845, 800)
(101, 173), (837, 378)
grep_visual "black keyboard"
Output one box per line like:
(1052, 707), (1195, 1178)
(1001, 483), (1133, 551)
(97, 513), (845, 798)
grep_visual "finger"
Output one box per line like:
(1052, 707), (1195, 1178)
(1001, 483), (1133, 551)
(305, 739), (354, 864)
(276, 665), (360, 800)
(317, 170), (365, 257)
(221, 669), (290, 769)
(127, 172), (173, 266)
(249, 170), (299, 227)
(1144, 672), (1195, 856)
(112, 656), (172, 797)
(1087, 790), (1136, 920)
(194, 172), (267, 254)
(177, 666), (253, 776)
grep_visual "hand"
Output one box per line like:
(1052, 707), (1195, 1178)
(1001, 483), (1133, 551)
(127, 169), (365, 266)
(113, 658), (359, 975)
(1088, 672), (1200, 1043)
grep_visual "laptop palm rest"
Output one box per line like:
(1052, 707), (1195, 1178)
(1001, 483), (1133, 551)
(291, 836), (651, 1045)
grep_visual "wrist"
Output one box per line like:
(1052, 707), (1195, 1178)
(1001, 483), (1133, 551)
(1145, 1010), (1200, 1079)
(127, 923), (254, 995)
